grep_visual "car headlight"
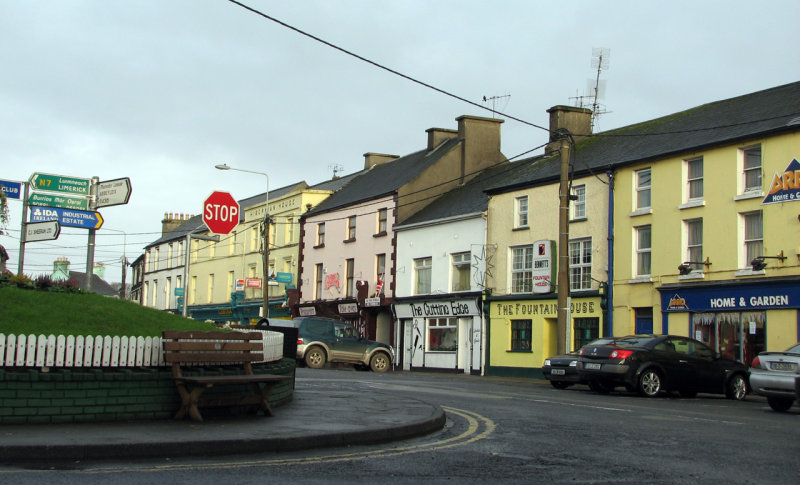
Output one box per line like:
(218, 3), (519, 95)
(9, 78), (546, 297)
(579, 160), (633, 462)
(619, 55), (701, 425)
(543, 359), (551, 367)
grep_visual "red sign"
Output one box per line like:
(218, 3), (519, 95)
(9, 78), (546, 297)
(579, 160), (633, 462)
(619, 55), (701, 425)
(245, 278), (262, 289)
(203, 191), (239, 234)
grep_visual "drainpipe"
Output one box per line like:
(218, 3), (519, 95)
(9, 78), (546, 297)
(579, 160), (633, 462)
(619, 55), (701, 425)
(605, 170), (615, 337)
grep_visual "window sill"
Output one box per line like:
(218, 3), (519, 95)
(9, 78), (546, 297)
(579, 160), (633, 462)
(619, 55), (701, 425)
(507, 349), (532, 353)
(570, 217), (588, 224)
(342, 238), (356, 244)
(735, 268), (765, 277)
(629, 208), (652, 217)
(678, 200), (705, 210)
(313, 243), (325, 249)
(373, 231), (388, 238)
(734, 191), (763, 201)
(512, 226), (529, 231)
(678, 272), (705, 280)
(627, 276), (653, 284)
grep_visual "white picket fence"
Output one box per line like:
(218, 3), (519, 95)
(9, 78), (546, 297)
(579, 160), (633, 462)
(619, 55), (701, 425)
(0, 330), (284, 369)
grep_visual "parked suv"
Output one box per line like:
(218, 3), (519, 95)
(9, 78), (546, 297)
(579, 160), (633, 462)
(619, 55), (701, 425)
(269, 317), (394, 372)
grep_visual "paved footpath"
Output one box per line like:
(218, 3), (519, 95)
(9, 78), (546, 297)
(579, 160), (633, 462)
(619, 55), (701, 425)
(0, 388), (445, 464)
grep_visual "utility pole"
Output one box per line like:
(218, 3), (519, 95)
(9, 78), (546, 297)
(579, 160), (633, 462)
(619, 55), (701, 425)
(556, 130), (573, 355)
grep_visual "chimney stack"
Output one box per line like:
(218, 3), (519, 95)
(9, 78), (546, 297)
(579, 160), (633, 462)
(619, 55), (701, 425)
(161, 212), (188, 235)
(363, 152), (399, 170)
(426, 127), (458, 151)
(546, 105), (593, 154)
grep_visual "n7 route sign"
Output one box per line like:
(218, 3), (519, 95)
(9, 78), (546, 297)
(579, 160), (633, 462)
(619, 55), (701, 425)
(203, 191), (239, 234)
(29, 173), (91, 196)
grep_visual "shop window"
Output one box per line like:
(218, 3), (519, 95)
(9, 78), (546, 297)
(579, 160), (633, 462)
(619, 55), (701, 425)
(427, 318), (457, 352)
(511, 319), (532, 351)
(574, 318), (599, 349)
(691, 311), (765, 366)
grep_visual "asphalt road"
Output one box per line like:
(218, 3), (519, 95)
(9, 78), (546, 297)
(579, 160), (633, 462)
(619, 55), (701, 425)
(3, 367), (799, 484)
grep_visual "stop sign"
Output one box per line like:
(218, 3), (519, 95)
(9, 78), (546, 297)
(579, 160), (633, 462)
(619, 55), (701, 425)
(203, 191), (240, 234)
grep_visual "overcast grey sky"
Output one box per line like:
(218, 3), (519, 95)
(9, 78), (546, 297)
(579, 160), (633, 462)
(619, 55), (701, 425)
(2, 0), (799, 283)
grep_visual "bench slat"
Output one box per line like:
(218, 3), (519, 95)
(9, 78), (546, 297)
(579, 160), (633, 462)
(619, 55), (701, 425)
(162, 331), (263, 340)
(163, 341), (263, 352)
(174, 375), (291, 385)
(164, 353), (263, 363)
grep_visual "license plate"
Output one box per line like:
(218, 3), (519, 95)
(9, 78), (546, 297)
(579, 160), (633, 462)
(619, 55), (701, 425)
(551, 369), (566, 375)
(770, 362), (797, 371)
(585, 362), (602, 370)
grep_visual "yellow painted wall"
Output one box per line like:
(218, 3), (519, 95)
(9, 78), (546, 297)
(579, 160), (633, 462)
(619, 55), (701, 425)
(767, 310), (798, 350)
(612, 131), (800, 336)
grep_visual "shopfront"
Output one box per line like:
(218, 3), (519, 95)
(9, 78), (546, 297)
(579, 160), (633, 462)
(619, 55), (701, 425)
(394, 294), (483, 375)
(485, 294), (604, 379)
(658, 277), (800, 366)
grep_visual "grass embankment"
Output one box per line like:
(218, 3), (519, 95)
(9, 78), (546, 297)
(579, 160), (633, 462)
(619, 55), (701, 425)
(0, 286), (218, 336)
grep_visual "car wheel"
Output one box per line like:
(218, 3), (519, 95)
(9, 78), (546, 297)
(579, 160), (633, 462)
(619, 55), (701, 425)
(304, 346), (326, 369)
(370, 352), (391, 372)
(725, 374), (747, 401)
(589, 380), (612, 394)
(766, 396), (794, 412)
(638, 369), (662, 397)
(550, 381), (571, 389)
(679, 390), (698, 398)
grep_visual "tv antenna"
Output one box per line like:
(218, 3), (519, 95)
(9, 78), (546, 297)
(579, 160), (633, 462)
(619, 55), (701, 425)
(328, 163), (344, 179)
(588, 47), (610, 131)
(482, 93), (511, 118)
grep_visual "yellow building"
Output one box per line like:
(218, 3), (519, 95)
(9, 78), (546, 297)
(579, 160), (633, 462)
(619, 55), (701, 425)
(484, 106), (610, 378)
(612, 82), (800, 364)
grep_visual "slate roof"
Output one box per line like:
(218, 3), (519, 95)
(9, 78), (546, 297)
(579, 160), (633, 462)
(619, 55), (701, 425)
(398, 159), (536, 227)
(305, 137), (463, 216)
(68, 271), (118, 297)
(487, 81), (800, 193)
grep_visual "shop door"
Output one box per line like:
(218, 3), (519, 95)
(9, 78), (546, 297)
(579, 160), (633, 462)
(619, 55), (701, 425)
(635, 308), (653, 334)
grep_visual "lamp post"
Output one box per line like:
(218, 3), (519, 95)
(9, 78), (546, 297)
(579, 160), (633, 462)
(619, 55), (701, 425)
(215, 163), (270, 320)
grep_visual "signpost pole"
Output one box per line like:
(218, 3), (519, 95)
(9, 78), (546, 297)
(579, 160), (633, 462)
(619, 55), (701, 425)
(85, 177), (99, 292)
(17, 182), (29, 275)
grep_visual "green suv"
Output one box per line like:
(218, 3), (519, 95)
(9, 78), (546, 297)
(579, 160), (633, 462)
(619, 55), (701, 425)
(270, 317), (394, 372)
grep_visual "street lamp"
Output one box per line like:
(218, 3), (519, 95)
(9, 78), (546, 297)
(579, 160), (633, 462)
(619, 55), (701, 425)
(215, 163), (270, 320)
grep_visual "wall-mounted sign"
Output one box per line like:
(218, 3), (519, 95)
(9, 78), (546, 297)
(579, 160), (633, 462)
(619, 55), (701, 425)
(394, 298), (480, 319)
(245, 278), (262, 289)
(762, 158), (800, 205)
(0, 179), (22, 199)
(364, 297), (381, 307)
(532, 240), (556, 294)
(276, 272), (293, 283)
(338, 303), (358, 314)
(298, 306), (316, 316)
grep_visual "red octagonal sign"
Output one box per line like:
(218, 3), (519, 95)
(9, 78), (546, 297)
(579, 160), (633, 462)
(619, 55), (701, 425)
(203, 191), (240, 234)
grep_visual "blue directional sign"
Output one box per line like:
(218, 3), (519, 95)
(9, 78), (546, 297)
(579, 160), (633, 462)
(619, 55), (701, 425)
(29, 206), (104, 229)
(0, 179), (22, 199)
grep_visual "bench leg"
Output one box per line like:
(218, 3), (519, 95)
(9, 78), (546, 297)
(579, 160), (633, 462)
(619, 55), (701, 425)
(252, 382), (277, 417)
(174, 382), (208, 422)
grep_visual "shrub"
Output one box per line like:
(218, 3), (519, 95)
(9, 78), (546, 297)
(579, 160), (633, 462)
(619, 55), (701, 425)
(35, 274), (54, 290)
(9, 273), (34, 289)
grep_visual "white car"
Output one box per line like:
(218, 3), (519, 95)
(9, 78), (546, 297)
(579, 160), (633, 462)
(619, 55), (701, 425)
(748, 343), (800, 412)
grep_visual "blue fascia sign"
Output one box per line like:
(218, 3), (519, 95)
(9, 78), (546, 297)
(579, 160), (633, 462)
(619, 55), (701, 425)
(660, 280), (800, 313)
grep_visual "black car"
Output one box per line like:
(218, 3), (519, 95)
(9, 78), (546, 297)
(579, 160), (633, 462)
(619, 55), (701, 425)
(542, 338), (615, 389)
(576, 334), (749, 399)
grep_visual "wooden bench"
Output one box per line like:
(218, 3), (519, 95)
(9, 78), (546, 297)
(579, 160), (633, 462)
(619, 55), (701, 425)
(162, 330), (291, 422)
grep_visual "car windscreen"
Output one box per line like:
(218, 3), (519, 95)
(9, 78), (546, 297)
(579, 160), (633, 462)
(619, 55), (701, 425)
(785, 343), (800, 354)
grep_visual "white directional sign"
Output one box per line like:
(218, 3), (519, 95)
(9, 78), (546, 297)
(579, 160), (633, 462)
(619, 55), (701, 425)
(96, 177), (132, 208)
(25, 220), (61, 242)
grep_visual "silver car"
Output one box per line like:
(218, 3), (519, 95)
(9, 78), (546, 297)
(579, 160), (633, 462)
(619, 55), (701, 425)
(748, 343), (800, 412)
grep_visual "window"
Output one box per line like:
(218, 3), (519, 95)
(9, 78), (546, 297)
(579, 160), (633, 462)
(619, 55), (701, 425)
(315, 263), (323, 299)
(515, 196), (529, 228)
(451, 252), (471, 292)
(207, 274), (214, 303)
(270, 222), (277, 247)
(287, 217), (295, 243)
(250, 227), (258, 251)
(176, 275), (181, 297)
(316, 223), (325, 247)
(152, 280), (158, 307)
(143, 282), (149, 307)
(191, 240), (198, 262)
(345, 258), (355, 297)
(346, 216), (357, 241)
(190, 276), (196, 305)
(168, 244), (174, 267)
(635, 168), (651, 210)
(154, 248), (160, 270)
(743, 211), (763, 266)
(208, 241), (215, 259)
(569, 238), (592, 291)
(228, 271), (235, 296)
(574, 318), (599, 350)
(687, 157), (703, 201)
(377, 208), (387, 234)
(427, 318), (457, 352)
(742, 145), (762, 193)
(511, 319), (532, 351)
(636, 225), (651, 276)
(178, 241), (184, 264)
(414, 257), (432, 294)
(228, 233), (235, 255)
(572, 185), (586, 219)
(511, 245), (533, 293)
(686, 219), (703, 269)
(375, 253), (386, 290)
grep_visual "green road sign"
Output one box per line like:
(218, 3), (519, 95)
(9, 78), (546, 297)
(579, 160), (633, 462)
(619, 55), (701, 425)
(28, 192), (90, 210)
(29, 172), (91, 196)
